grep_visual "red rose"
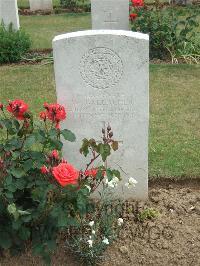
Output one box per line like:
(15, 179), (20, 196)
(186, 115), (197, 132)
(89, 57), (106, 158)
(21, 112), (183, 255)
(52, 162), (79, 187)
(132, 0), (144, 7)
(43, 103), (66, 129)
(129, 13), (138, 21)
(7, 99), (28, 120)
(41, 165), (49, 174)
(0, 103), (3, 110)
(51, 150), (59, 160)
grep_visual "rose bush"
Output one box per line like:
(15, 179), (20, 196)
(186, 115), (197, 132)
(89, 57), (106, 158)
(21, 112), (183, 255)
(0, 99), (126, 264)
(129, 1), (200, 60)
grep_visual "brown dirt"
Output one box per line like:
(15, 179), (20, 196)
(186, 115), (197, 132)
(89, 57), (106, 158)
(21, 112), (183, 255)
(0, 180), (200, 266)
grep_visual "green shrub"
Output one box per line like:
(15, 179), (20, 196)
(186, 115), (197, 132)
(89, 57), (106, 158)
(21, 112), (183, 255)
(59, 0), (90, 10)
(130, 6), (199, 60)
(60, 0), (77, 8)
(0, 23), (31, 64)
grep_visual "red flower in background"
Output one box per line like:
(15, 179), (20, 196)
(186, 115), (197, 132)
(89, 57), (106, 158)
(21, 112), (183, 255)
(52, 162), (79, 187)
(130, 13), (138, 21)
(131, 0), (144, 7)
(0, 103), (3, 110)
(43, 103), (66, 129)
(84, 168), (98, 178)
(7, 99), (28, 120)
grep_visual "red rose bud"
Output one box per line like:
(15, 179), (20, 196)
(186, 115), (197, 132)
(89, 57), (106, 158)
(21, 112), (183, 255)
(52, 162), (79, 187)
(130, 13), (138, 21)
(39, 111), (47, 121)
(51, 150), (59, 160)
(0, 103), (3, 110)
(41, 165), (49, 174)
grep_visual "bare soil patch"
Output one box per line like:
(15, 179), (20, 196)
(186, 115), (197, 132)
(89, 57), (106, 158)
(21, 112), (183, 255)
(0, 179), (199, 266)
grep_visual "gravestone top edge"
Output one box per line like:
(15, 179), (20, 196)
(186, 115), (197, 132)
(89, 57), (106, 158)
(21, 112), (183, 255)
(53, 30), (149, 43)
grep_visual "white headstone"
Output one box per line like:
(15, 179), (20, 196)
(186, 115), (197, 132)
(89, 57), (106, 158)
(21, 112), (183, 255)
(0, 0), (19, 30)
(29, 0), (53, 11)
(53, 30), (149, 200)
(91, 0), (129, 30)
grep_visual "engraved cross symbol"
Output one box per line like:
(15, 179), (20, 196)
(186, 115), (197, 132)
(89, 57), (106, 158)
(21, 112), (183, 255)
(103, 10), (118, 28)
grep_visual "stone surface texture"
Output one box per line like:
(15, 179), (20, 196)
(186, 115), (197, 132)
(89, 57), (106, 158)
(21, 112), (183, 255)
(91, 0), (129, 30)
(53, 30), (149, 200)
(0, 0), (19, 30)
(29, 0), (53, 11)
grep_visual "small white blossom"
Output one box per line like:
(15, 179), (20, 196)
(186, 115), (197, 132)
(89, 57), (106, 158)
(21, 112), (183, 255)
(92, 230), (96, 235)
(89, 221), (94, 227)
(85, 185), (91, 192)
(102, 237), (109, 245)
(105, 176), (119, 188)
(87, 239), (93, 248)
(125, 177), (138, 188)
(117, 218), (124, 226)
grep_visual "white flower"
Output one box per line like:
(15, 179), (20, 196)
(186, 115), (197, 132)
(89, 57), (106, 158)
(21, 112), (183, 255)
(117, 218), (124, 226)
(87, 239), (93, 248)
(85, 185), (91, 192)
(89, 221), (94, 227)
(102, 237), (109, 245)
(105, 176), (119, 188)
(92, 230), (96, 235)
(125, 177), (138, 188)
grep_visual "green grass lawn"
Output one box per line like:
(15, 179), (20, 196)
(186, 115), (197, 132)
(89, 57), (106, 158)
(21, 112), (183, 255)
(20, 13), (91, 49)
(0, 64), (199, 178)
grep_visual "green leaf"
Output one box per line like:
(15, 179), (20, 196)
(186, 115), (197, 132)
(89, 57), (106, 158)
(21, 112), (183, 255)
(99, 143), (111, 162)
(106, 169), (113, 182)
(23, 159), (33, 172)
(61, 129), (76, 142)
(0, 232), (12, 249)
(57, 213), (68, 227)
(19, 227), (30, 240)
(10, 168), (26, 178)
(111, 141), (119, 151)
(5, 192), (13, 199)
(15, 178), (26, 190)
(7, 203), (17, 214)
(25, 135), (36, 148)
(80, 138), (89, 157)
(112, 169), (121, 179)
(5, 175), (13, 185)
(49, 139), (63, 150)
